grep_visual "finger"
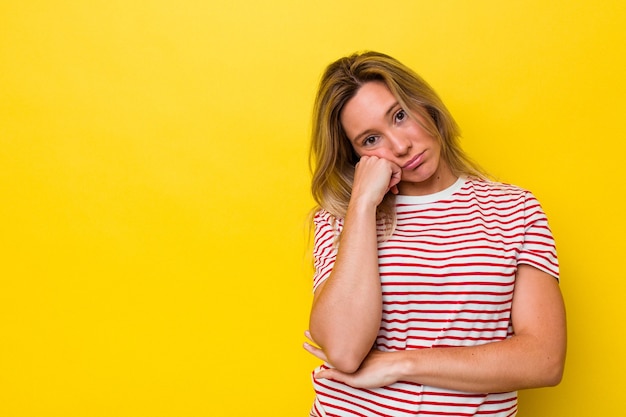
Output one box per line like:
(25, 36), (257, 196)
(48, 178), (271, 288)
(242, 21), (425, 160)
(314, 368), (348, 384)
(383, 162), (401, 194)
(313, 368), (330, 379)
(390, 166), (402, 185)
(303, 342), (329, 362)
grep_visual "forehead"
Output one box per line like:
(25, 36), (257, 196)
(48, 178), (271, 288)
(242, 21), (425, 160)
(345, 81), (395, 112)
(340, 81), (397, 138)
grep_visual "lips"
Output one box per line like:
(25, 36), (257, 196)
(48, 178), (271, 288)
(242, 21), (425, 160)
(402, 151), (425, 170)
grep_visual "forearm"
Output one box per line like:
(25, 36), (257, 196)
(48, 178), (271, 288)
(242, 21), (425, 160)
(309, 201), (382, 372)
(311, 332), (566, 393)
(394, 333), (565, 393)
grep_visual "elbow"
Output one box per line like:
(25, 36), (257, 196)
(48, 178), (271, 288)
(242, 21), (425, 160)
(535, 349), (566, 387)
(544, 357), (566, 387)
(308, 327), (374, 374)
(546, 341), (567, 386)
(312, 335), (367, 373)
(325, 350), (363, 374)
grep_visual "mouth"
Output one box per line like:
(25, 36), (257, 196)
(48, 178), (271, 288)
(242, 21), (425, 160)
(402, 151), (425, 170)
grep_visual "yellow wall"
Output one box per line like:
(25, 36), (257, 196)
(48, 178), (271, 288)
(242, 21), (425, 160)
(1, 1), (624, 415)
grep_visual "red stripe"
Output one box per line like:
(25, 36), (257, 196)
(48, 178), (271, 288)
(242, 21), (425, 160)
(383, 307), (511, 315)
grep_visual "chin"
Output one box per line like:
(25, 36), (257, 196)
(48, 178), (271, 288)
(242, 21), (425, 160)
(402, 171), (436, 184)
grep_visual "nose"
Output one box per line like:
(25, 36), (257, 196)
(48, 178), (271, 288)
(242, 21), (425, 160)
(388, 133), (411, 156)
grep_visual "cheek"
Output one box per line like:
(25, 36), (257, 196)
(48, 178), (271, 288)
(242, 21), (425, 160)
(358, 149), (391, 160)
(431, 137), (444, 156)
(415, 128), (441, 153)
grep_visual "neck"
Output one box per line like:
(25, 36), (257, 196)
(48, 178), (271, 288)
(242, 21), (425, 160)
(397, 164), (457, 196)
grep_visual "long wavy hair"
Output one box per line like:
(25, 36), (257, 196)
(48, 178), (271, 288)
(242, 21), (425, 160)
(309, 51), (485, 233)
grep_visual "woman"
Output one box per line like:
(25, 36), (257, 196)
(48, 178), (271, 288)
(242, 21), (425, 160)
(303, 51), (566, 416)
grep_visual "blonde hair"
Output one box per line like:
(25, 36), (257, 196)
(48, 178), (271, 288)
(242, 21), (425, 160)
(309, 51), (485, 232)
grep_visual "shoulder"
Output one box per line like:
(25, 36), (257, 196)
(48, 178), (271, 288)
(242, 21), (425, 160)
(314, 208), (338, 225)
(459, 178), (548, 216)
(313, 208), (344, 233)
(464, 177), (530, 197)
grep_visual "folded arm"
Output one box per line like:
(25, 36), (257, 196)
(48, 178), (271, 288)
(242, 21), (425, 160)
(308, 200), (382, 373)
(308, 156), (400, 373)
(308, 264), (567, 393)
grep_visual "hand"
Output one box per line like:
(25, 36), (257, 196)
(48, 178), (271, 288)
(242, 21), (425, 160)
(303, 330), (401, 389)
(351, 156), (401, 207)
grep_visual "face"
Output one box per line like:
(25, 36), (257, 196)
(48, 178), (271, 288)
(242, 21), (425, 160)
(340, 81), (455, 195)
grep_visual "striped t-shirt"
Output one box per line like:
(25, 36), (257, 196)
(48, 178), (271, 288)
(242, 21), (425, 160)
(310, 177), (559, 417)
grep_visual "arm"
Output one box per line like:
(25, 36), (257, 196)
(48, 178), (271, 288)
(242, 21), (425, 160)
(308, 156), (401, 373)
(310, 264), (567, 392)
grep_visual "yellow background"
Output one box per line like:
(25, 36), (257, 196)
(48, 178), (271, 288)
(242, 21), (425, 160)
(1, 1), (624, 415)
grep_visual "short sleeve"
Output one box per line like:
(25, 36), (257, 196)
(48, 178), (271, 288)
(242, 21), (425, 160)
(311, 210), (342, 292)
(517, 192), (560, 280)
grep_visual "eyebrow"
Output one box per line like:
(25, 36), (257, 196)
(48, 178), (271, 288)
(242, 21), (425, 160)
(351, 101), (400, 143)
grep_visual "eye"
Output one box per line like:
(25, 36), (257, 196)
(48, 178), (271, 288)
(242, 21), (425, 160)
(362, 135), (378, 146)
(394, 109), (406, 123)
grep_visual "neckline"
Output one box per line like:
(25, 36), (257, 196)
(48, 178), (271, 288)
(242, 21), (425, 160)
(395, 177), (467, 205)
